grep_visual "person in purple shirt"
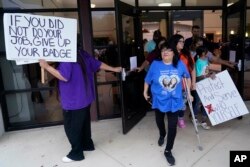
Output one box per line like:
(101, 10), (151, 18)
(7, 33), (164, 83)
(39, 48), (121, 163)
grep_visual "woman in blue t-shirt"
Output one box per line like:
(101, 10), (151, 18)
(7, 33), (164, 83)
(143, 42), (192, 166)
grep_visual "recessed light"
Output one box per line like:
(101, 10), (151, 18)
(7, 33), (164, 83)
(91, 3), (96, 8)
(158, 3), (172, 6)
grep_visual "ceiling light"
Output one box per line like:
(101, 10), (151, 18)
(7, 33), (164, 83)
(91, 3), (96, 8)
(158, 3), (172, 6)
(227, 3), (234, 7)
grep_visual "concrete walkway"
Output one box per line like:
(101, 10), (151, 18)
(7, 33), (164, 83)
(0, 101), (249, 167)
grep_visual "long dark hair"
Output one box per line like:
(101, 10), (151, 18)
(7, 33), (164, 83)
(166, 34), (185, 67)
(77, 37), (89, 89)
(168, 34), (183, 54)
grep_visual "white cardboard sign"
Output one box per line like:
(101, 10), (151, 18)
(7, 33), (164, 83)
(196, 70), (249, 126)
(4, 13), (77, 63)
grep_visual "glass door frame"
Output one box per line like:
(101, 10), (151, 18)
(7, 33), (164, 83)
(223, 0), (247, 97)
(115, 0), (147, 134)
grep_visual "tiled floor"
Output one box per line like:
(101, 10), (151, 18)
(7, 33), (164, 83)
(0, 101), (249, 167)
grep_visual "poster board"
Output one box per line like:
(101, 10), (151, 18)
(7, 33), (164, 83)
(196, 70), (249, 126)
(3, 13), (77, 63)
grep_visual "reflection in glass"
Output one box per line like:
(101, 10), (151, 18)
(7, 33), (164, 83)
(227, 0), (240, 6)
(139, 0), (181, 6)
(92, 11), (120, 119)
(227, 13), (240, 41)
(91, 0), (114, 8)
(97, 83), (121, 119)
(186, 0), (222, 6)
(6, 90), (62, 125)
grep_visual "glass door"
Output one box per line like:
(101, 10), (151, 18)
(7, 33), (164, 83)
(244, 10), (250, 100)
(224, 0), (246, 98)
(115, 0), (147, 134)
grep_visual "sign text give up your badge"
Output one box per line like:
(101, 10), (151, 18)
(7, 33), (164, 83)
(4, 13), (77, 62)
(196, 70), (249, 126)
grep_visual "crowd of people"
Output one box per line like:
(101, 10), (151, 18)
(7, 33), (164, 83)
(39, 26), (237, 166)
(140, 26), (237, 165)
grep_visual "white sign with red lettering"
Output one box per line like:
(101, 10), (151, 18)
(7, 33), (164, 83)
(196, 70), (249, 126)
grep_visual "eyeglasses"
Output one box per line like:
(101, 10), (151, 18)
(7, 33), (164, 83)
(178, 40), (184, 43)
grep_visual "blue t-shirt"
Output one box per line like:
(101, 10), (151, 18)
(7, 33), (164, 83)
(145, 60), (190, 112)
(195, 58), (209, 77)
(145, 40), (156, 53)
(57, 50), (101, 110)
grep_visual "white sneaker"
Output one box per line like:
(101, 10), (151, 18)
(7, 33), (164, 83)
(201, 122), (210, 130)
(62, 156), (74, 163)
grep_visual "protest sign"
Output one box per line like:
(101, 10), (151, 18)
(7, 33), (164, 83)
(4, 13), (77, 63)
(196, 70), (249, 126)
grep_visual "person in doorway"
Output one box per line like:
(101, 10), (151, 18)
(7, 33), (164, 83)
(39, 42), (122, 163)
(193, 45), (216, 130)
(143, 41), (192, 166)
(144, 29), (162, 56)
(190, 36), (236, 69)
(184, 25), (205, 49)
(137, 36), (167, 72)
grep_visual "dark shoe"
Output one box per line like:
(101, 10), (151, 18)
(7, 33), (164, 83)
(164, 150), (175, 166)
(237, 116), (243, 120)
(158, 136), (164, 146)
(83, 146), (95, 151)
(83, 139), (95, 151)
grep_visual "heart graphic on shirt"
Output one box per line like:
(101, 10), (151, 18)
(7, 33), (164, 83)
(159, 75), (179, 91)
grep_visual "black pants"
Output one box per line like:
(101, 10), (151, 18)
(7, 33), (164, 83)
(63, 105), (94, 160)
(155, 109), (179, 151)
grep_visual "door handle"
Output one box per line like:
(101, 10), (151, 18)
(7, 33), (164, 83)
(122, 68), (126, 81)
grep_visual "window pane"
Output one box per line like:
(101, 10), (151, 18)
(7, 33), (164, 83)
(91, 0), (114, 8)
(92, 11), (116, 45)
(97, 82), (121, 119)
(186, 0), (222, 6)
(120, 0), (135, 6)
(6, 90), (62, 126)
(204, 10), (222, 43)
(2, 0), (77, 9)
(139, 0), (181, 6)
(92, 11), (118, 66)
(228, 0), (240, 6)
